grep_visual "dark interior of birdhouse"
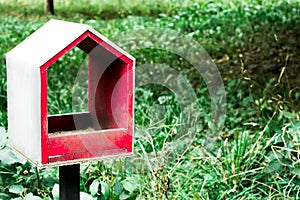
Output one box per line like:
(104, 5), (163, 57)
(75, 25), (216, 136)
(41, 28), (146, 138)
(47, 36), (129, 135)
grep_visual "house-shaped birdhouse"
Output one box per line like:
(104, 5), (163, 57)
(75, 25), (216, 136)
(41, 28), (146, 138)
(6, 19), (135, 167)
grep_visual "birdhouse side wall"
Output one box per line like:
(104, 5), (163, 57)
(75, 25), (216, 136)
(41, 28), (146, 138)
(6, 56), (42, 164)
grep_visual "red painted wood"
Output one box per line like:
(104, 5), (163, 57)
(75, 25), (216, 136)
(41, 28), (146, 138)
(127, 63), (134, 152)
(88, 33), (134, 64)
(41, 70), (48, 164)
(48, 129), (130, 162)
(95, 59), (128, 129)
(39, 30), (134, 165)
(88, 44), (118, 130)
(40, 31), (92, 164)
(87, 32), (134, 155)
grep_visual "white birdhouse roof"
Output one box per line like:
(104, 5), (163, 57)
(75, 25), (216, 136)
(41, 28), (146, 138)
(6, 19), (134, 68)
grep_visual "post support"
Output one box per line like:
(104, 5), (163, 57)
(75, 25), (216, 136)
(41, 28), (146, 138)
(46, 0), (55, 14)
(59, 164), (80, 200)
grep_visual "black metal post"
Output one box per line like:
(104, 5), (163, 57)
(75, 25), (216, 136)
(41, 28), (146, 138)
(46, 0), (55, 14)
(59, 164), (80, 200)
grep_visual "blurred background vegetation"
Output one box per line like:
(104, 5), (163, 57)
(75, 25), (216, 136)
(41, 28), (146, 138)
(0, 0), (300, 199)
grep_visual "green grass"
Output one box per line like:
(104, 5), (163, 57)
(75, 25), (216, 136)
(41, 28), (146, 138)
(0, 0), (300, 199)
(0, 0), (203, 20)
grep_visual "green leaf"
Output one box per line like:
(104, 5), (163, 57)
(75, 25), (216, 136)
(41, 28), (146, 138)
(194, 193), (201, 200)
(114, 180), (123, 195)
(280, 110), (296, 119)
(52, 183), (59, 200)
(8, 185), (24, 194)
(100, 180), (110, 199)
(80, 192), (96, 200)
(292, 162), (300, 176)
(0, 193), (11, 199)
(266, 159), (283, 172)
(122, 177), (139, 194)
(292, 167), (300, 176)
(0, 127), (7, 148)
(119, 194), (131, 200)
(89, 179), (99, 196)
(204, 174), (213, 181)
(24, 193), (43, 200)
(0, 148), (26, 165)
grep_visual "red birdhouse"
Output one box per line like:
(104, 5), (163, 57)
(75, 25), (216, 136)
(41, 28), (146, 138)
(6, 19), (135, 167)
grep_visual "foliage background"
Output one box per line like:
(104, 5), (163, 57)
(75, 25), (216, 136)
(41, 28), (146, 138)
(0, 0), (299, 199)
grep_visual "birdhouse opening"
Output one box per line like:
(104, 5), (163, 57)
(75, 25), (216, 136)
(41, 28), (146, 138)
(46, 36), (129, 136)
(47, 47), (88, 115)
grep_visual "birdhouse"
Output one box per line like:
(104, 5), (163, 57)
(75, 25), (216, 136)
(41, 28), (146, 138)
(6, 19), (135, 168)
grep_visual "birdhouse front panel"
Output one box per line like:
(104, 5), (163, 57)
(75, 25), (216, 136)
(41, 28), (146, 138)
(6, 19), (135, 168)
